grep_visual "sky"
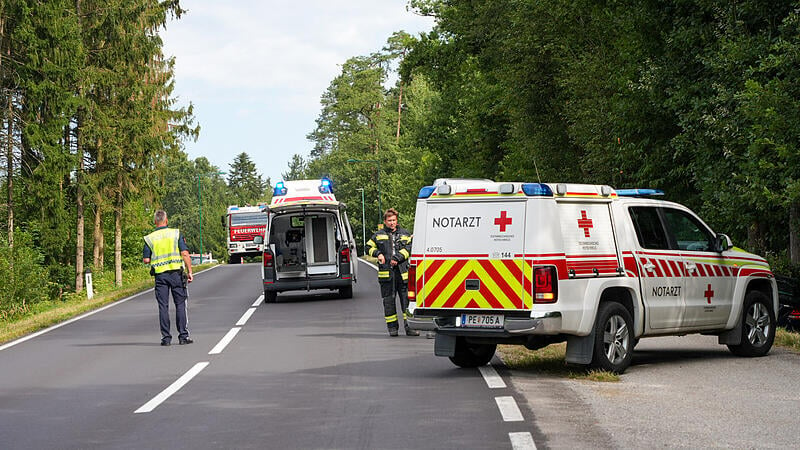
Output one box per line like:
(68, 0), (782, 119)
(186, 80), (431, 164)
(161, 1), (435, 185)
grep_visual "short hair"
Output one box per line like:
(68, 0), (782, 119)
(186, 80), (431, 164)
(154, 210), (167, 224)
(384, 208), (398, 220)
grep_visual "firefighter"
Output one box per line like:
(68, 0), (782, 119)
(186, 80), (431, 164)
(366, 208), (419, 336)
(142, 209), (194, 346)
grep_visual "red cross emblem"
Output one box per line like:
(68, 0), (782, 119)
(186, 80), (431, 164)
(577, 211), (594, 237)
(494, 211), (512, 232)
(704, 284), (714, 304)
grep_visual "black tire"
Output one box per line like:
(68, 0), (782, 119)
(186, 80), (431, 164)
(448, 337), (496, 368)
(339, 286), (353, 299)
(727, 291), (775, 357)
(264, 290), (277, 304)
(590, 302), (634, 374)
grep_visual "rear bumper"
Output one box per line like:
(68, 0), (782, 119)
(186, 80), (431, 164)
(264, 277), (352, 292)
(407, 311), (562, 336)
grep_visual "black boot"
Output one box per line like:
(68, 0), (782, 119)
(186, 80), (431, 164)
(405, 326), (419, 336)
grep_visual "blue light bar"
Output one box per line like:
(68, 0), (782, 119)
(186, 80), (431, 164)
(418, 186), (435, 198)
(616, 189), (664, 197)
(319, 177), (333, 193)
(521, 183), (553, 197)
(273, 181), (287, 197)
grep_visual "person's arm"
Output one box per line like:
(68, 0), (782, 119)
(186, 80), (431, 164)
(143, 241), (151, 264)
(366, 233), (384, 264)
(181, 250), (193, 282)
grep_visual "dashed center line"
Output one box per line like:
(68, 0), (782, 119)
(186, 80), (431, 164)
(509, 432), (537, 450)
(209, 327), (241, 355)
(495, 396), (524, 422)
(236, 308), (257, 326)
(135, 362), (209, 413)
(479, 364), (507, 388)
(252, 295), (264, 307)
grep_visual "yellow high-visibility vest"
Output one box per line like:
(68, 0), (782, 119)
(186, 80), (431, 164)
(144, 228), (183, 274)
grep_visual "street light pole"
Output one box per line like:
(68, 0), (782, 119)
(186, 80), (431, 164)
(347, 158), (381, 226)
(356, 188), (366, 251)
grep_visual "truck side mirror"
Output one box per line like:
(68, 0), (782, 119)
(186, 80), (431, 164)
(253, 235), (264, 245)
(714, 233), (732, 252)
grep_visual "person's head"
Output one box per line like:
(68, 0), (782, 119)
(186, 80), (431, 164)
(154, 210), (168, 227)
(383, 208), (398, 231)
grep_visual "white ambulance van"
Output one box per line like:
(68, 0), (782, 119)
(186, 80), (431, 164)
(407, 179), (777, 373)
(254, 178), (358, 303)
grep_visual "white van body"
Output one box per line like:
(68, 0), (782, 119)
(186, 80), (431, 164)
(408, 180), (777, 372)
(257, 179), (358, 303)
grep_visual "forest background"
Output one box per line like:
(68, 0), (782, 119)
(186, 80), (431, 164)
(2, 0), (800, 319)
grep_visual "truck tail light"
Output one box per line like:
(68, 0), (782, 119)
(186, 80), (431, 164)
(407, 264), (416, 300)
(533, 266), (557, 303)
(340, 247), (350, 263)
(263, 251), (274, 268)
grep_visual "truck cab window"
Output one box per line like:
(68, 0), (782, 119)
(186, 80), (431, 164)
(662, 208), (713, 252)
(629, 207), (669, 250)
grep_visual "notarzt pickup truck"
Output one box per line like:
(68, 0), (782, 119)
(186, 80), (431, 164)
(407, 180), (777, 373)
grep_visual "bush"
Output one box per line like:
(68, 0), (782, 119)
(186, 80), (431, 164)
(0, 232), (50, 315)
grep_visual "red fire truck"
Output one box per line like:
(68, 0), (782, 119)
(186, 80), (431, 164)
(223, 205), (268, 264)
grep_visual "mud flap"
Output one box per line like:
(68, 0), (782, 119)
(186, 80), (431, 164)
(434, 334), (456, 357)
(717, 320), (742, 345)
(565, 334), (594, 365)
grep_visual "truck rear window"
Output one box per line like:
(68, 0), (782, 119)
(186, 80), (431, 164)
(230, 213), (268, 226)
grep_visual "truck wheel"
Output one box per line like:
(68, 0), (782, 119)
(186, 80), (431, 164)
(449, 337), (496, 368)
(727, 291), (775, 357)
(590, 302), (634, 374)
(264, 290), (277, 303)
(339, 286), (353, 299)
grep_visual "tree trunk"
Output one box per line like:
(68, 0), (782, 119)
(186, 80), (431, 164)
(74, 118), (84, 292)
(93, 198), (103, 270)
(791, 201), (800, 264)
(747, 220), (765, 256)
(115, 172), (122, 287)
(6, 92), (13, 249)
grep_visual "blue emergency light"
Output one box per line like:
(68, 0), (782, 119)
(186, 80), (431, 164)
(273, 181), (287, 197)
(521, 183), (553, 197)
(319, 177), (333, 194)
(616, 188), (664, 197)
(417, 186), (435, 198)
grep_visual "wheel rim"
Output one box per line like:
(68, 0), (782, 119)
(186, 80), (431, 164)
(744, 302), (771, 347)
(603, 314), (630, 364)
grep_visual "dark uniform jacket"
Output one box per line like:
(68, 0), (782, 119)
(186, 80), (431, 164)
(366, 227), (412, 282)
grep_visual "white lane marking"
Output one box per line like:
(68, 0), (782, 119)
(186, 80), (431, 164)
(479, 365), (507, 388)
(235, 308), (257, 326)
(495, 396), (524, 422)
(509, 432), (537, 450)
(358, 257), (378, 271)
(208, 327), (241, 355)
(252, 295), (264, 307)
(0, 265), (222, 352)
(134, 362), (209, 413)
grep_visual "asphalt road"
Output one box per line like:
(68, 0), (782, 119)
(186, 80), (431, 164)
(0, 262), (536, 449)
(2, 261), (798, 449)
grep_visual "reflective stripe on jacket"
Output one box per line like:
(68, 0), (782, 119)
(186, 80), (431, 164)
(366, 227), (412, 282)
(144, 228), (184, 274)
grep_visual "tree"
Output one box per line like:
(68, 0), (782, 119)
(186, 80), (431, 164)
(227, 152), (265, 205)
(282, 154), (306, 181)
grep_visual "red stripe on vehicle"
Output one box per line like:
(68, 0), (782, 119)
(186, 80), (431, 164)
(479, 260), (522, 308)
(427, 260), (468, 307)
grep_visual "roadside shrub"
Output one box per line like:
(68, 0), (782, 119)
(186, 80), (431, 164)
(0, 232), (49, 315)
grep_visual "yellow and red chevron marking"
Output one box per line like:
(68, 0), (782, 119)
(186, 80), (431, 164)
(415, 259), (533, 310)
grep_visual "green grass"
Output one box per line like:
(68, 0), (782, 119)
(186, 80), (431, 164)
(497, 343), (620, 382)
(776, 327), (800, 352)
(0, 264), (216, 345)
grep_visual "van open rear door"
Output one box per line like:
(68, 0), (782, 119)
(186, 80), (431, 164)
(416, 199), (531, 312)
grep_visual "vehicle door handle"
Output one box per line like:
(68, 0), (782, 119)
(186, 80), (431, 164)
(684, 262), (697, 273)
(643, 263), (655, 272)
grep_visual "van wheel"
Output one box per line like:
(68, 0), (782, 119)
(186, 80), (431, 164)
(264, 291), (277, 303)
(449, 337), (496, 368)
(727, 291), (775, 357)
(339, 286), (353, 299)
(590, 302), (634, 374)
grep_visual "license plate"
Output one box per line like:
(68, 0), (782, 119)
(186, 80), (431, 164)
(458, 314), (504, 328)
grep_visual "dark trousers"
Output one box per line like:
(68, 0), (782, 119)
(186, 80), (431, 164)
(154, 270), (189, 341)
(380, 267), (409, 330)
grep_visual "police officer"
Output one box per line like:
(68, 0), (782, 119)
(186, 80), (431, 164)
(366, 208), (419, 336)
(142, 209), (194, 346)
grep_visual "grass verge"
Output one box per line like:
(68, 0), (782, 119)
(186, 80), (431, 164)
(776, 327), (800, 352)
(0, 264), (216, 345)
(497, 343), (620, 382)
